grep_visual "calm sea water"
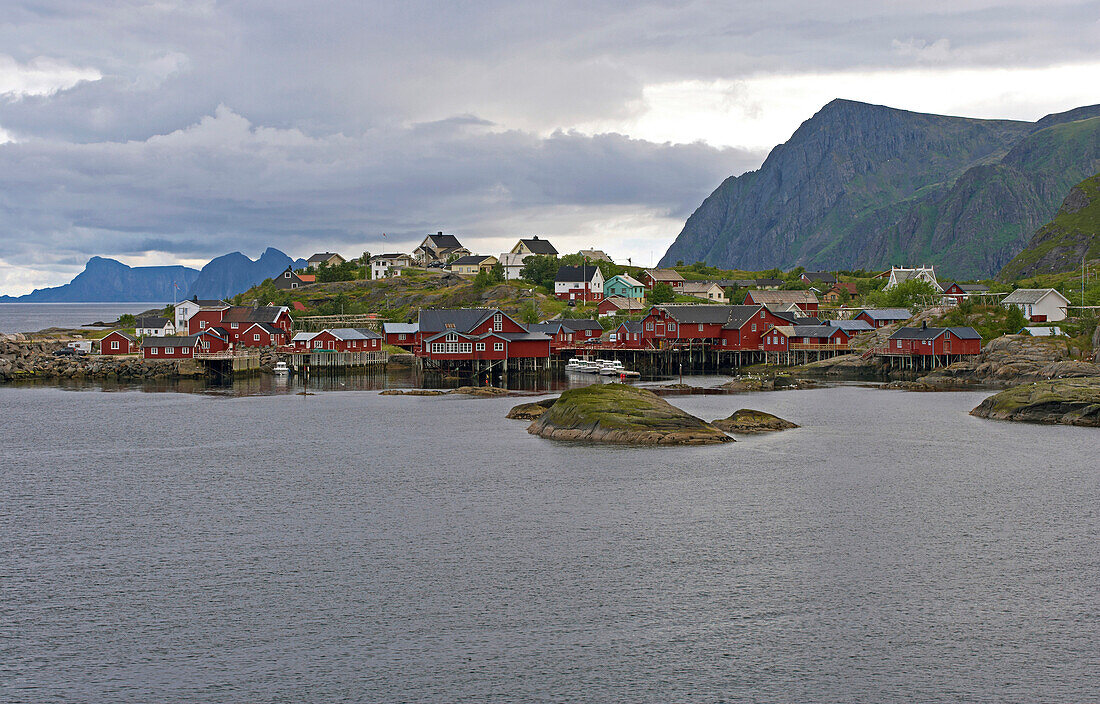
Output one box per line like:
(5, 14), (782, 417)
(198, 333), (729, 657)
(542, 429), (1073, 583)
(1, 383), (1097, 703)
(0, 303), (167, 334)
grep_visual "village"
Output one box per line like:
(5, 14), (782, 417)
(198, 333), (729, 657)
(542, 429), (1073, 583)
(72, 231), (1088, 382)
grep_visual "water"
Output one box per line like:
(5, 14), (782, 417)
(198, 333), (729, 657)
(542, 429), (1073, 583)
(1, 383), (1097, 703)
(0, 303), (167, 334)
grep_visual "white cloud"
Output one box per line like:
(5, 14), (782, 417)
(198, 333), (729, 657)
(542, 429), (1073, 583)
(0, 54), (101, 99)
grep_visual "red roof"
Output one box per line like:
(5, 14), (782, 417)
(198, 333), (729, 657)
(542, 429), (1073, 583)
(297, 274), (316, 282)
(292, 301), (307, 311)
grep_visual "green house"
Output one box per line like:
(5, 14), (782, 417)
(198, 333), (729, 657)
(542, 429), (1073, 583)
(604, 274), (644, 299)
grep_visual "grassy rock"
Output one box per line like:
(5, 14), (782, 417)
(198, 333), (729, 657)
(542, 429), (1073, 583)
(506, 398), (557, 419)
(712, 409), (799, 433)
(449, 386), (512, 397)
(379, 389), (446, 396)
(527, 383), (733, 445)
(970, 376), (1100, 426)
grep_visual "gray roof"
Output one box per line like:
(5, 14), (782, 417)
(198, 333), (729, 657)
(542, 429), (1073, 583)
(754, 278), (783, 286)
(555, 265), (600, 282)
(247, 322), (285, 336)
(418, 308), (498, 333)
(141, 335), (199, 348)
(517, 237), (558, 255)
(222, 306), (288, 324)
(425, 233), (463, 249)
(135, 316), (171, 328)
(616, 321), (643, 333)
(801, 271), (837, 283)
(890, 326), (981, 340)
(450, 254), (495, 266)
(1002, 288), (1066, 305)
(183, 298), (228, 307)
(770, 309), (822, 325)
(383, 322), (418, 334)
(858, 308), (912, 321)
(655, 304), (738, 325)
(643, 268), (684, 282)
(526, 322), (561, 335)
(826, 319), (874, 332)
(790, 325), (846, 338)
(291, 332), (317, 342)
(493, 331), (551, 342)
(943, 282), (990, 293)
(105, 330), (137, 342)
(560, 319), (603, 332)
(746, 290), (818, 305)
(307, 252), (341, 261)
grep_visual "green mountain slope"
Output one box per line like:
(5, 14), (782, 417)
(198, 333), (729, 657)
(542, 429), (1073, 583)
(661, 100), (1100, 278)
(999, 172), (1100, 280)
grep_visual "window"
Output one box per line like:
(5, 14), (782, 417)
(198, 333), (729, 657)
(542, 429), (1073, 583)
(668, 323), (676, 331)
(165, 347), (174, 354)
(291, 283), (298, 289)
(111, 340), (119, 350)
(398, 334), (406, 341)
(896, 340), (902, 348)
(646, 322), (653, 331)
(254, 334), (260, 341)
(447, 333), (457, 342)
(494, 342), (504, 351)
(751, 324), (757, 332)
(231, 323), (238, 329)
(476, 342), (485, 351)
(284, 271), (291, 278)
(181, 347), (189, 354)
(760, 311), (765, 318)
(493, 313), (502, 331)
(315, 341), (323, 348)
(698, 324), (704, 332)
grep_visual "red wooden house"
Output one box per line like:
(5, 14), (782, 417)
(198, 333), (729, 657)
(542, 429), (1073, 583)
(612, 321), (645, 348)
(383, 322), (418, 349)
(716, 306), (789, 351)
(887, 325), (981, 355)
(188, 305), (293, 336)
(640, 269), (685, 291)
(142, 335), (201, 359)
(742, 290), (819, 313)
(99, 330), (138, 355)
(760, 325), (850, 352)
(306, 328), (382, 352)
(416, 308), (550, 362)
(855, 308), (911, 328)
(238, 322), (288, 347)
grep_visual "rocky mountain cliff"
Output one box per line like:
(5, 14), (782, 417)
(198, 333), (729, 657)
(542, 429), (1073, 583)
(998, 172), (1100, 280)
(187, 248), (306, 299)
(661, 100), (1100, 278)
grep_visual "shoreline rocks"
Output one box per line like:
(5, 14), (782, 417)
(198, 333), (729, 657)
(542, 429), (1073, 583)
(527, 383), (733, 445)
(711, 409), (799, 433)
(970, 377), (1100, 426)
(506, 398), (557, 419)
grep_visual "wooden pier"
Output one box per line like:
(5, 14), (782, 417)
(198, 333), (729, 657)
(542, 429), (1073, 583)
(286, 350), (388, 371)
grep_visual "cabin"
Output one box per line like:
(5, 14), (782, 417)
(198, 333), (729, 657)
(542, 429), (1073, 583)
(369, 254), (414, 280)
(237, 322), (288, 347)
(273, 266), (317, 290)
(597, 295), (647, 317)
(825, 319), (874, 335)
(717, 306), (794, 351)
(449, 255), (498, 276)
(642, 305), (753, 348)
(134, 316), (175, 337)
(560, 319), (604, 342)
(603, 274), (645, 300)
(417, 308), (550, 361)
(760, 325), (850, 352)
(141, 335), (201, 359)
(941, 282), (990, 305)
(307, 252), (346, 268)
(99, 330), (138, 355)
(217, 306), (294, 339)
(1002, 288), (1070, 322)
(743, 290), (819, 313)
(413, 232), (470, 265)
(509, 236), (558, 257)
(640, 269), (684, 291)
(855, 308), (912, 328)
(554, 265), (604, 301)
(681, 281), (727, 303)
(609, 321), (644, 348)
(822, 282), (858, 304)
(800, 271), (837, 285)
(173, 297), (229, 330)
(306, 328), (382, 352)
(753, 278), (783, 290)
(289, 332), (317, 351)
(383, 322), (419, 348)
(884, 266), (942, 292)
(887, 324), (982, 356)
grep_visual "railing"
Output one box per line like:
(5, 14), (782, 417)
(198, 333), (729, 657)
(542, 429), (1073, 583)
(194, 351), (259, 360)
(789, 343), (849, 351)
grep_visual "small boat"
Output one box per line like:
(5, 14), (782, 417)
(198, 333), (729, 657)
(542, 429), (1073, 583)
(598, 360), (625, 376)
(617, 370), (641, 379)
(273, 361), (289, 374)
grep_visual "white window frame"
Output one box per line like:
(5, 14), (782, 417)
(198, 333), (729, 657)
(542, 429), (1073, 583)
(476, 342), (486, 351)
(494, 342), (504, 352)
(165, 347), (174, 354)
(110, 340), (119, 350)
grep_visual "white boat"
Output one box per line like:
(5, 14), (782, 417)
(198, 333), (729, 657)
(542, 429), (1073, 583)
(273, 361), (289, 374)
(598, 360), (625, 376)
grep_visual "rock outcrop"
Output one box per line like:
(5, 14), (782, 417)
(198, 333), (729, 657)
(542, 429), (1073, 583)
(527, 384), (733, 445)
(970, 377), (1100, 426)
(506, 398), (557, 419)
(916, 335), (1097, 387)
(0, 339), (206, 381)
(711, 409), (799, 433)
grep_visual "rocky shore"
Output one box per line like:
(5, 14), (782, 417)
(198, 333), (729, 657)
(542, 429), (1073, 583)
(527, 384), (732, 445)
(970, 377), (1100, 427)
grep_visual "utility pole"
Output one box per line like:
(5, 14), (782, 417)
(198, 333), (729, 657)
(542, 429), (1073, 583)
(1083, 255), (1087, 306)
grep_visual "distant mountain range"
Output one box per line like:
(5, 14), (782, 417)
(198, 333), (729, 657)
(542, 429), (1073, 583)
(661, 99), (1100, 279)
(999, 172), (1100, 280)
(0, 248), (308, 303)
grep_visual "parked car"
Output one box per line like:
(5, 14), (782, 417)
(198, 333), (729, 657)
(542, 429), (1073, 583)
(427, 261), (445, 269)
(567, 299), (577, 307)
(52, 348), (79, 357)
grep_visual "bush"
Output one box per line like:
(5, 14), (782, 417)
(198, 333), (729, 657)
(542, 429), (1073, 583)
(648, 283), (675, 304)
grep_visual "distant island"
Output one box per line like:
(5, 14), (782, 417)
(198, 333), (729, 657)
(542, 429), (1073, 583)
(0, 247), (306, 303)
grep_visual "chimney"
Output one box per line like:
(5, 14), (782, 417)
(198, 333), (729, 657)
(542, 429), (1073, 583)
(438, 231), (443, 236)
(922, 320), (927, 329)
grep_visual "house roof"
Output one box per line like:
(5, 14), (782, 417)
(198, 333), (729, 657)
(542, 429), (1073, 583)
(754, 278), (784, 287)
(770, 309), (822, 325)
(828, 282), (858, 294)
(746, 290), (818, 305)
(517, 237), (558, 255)
(493, 331), (551, 342)
(418, 308), (500, 333)
(181, 298), (228, 308)
(291, 332), (317, 342)
(383, 322), (418, 334)
(606, 274), (643, 288)
(141, 335), (199, 348)
(296, 274), (316, 283)
(370, 253), (412, 261)
(1019, 326), (1064, 337)
(681, 281), (724, 294)
(244, 322), (284, 336)
(653, 304), (761, 326)
(617, 321), (643, 333)
(525, 322), (561, 335)
(600, 296), (646, 310)
(424, 233), (463, 249)
(450, 254), (495, 266)
(643, 268), (684, 282)
(790, 325), (846, 338)
(222, 305), (289, 324)
(555, 265), (601, 282)
(801, 271), (837, 283)
(324, 328), (374, 341)
(890, 326), (981, 340)
(135, 316), (171, 328)
(858, 308), (912, 321)
(826, 319), (874, 332)
(578, 249), (613, 262)
(1002, 288), (1067, 305)
(307, 252), (341, 262)
(104, 330), (137, 341)
(559, 319), (603, 332)
(942, 282), (990, 293)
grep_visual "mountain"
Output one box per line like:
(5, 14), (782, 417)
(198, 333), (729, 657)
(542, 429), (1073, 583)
(999, 172), (1100, 280)
(661, 99), (1100, 278)
(0, 257), (200, 303)
(186, 247), (307, 299)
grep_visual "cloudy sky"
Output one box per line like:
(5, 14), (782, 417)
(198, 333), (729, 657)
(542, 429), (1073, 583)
(1, 1), (1098, 294)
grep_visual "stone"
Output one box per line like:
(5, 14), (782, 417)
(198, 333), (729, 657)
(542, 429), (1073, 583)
(970, 377), (1100, 427)
(506, 398), (557, 419)
(711, 409), (799, 433)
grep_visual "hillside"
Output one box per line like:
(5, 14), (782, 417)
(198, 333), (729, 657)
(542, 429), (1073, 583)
(999, 172), (1100, 280)
(661, 99), (1100, 279)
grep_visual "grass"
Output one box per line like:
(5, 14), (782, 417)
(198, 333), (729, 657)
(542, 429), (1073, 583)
(541, 383), (713, 432)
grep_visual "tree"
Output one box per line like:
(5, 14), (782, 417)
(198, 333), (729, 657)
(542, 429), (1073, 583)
(520, 301), (539, 324)
(119, 313), (136, 327)
(648, 282), (675, 304)
(865, 279), (938, 311)
(489, 262), (505, 284)
(1002, 305), (1027, 335)
(519, 255), (558, 290)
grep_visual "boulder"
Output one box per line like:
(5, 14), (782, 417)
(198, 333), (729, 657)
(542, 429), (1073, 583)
(527, 383), (733, 445)
(970, 377), (1100, 427)
(711, 409), (799, 433)
(506, 398), (557, 419)
(379, 389), (446, 396)
(449, 385), (512, 397)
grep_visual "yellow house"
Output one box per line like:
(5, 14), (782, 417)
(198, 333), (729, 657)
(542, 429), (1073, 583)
(450, 255), (499, 276)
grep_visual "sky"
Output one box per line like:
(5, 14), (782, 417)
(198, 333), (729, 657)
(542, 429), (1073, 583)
(1, 1), (1098, 295)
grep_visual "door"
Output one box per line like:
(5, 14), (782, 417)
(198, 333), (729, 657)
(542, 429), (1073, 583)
(655, 323), (665, 337)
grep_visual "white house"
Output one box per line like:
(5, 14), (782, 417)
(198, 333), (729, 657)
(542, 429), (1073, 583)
(554, 264), (604, 301)
(174, 298), (228, 330)
(134, 316), (176, 337)
(370, 253), (414, 280)
(884, 266), (942, 292)
(1002, 288), (1070, 322)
